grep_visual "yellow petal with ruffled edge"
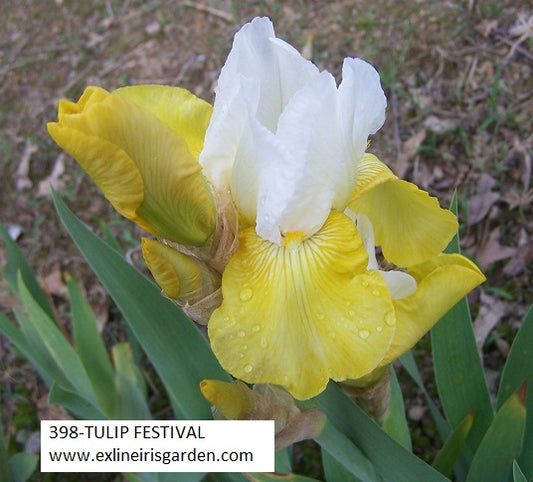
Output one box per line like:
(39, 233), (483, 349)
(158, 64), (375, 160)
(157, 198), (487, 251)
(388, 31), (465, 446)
(48, 89), (145, 226)
(47, 86), (216, 246)
(114, 85), (212, 160)
(379, 253), (485, 366)
(349, 154), (458, 267)
(141, 238), (220, 302)
(209, 211), (396, 400)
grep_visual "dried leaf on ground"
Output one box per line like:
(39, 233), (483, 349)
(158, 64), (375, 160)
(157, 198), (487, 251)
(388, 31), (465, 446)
(395, 129), (426, 179)
(42, 267), (67, 296)
(15, 141), (38, 190)
(467, 173), (500, 225)
(36, 153), (66, 198)
(511, 134), (532, 191)
(473, 292), (508, 353)
(475, 19), (498, 37)
(509, 13), (533, 38)
(503, 241), (533, 277)
(476, 227), (517, 270)
(502, 187), (533, 211)
(423, 115), (458, 134)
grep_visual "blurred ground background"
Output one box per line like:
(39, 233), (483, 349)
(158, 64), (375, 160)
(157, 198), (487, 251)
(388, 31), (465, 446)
(0, 0), (531, 479)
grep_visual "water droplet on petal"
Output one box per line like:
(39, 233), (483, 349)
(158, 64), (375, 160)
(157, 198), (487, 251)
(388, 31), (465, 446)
(362, 280), (369, 287)
(237, 330), (245, 337)
(239, 352), (244, 358)
(223, 316), (230, 322)
(316, 312), (325, 320)
(385, 312), (395, 326)
(244, 364), (253, 373)
(240, 288), (253, 301)
(283, 375), (289, 384)
(260, 337), (267, 348)
(372, 289), (380, 296)
(329, 330), (336, 339)
(359, 329), (370, 339)
(252, 324), (261, 332)
(348, 310), (355, 317)
(376, 326), (383, 333)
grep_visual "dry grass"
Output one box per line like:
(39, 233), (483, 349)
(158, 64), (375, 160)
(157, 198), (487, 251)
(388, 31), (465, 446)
(1, 0), (531, 477)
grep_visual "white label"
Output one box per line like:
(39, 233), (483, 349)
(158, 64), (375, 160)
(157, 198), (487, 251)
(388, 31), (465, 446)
(41, 420), (275, 472)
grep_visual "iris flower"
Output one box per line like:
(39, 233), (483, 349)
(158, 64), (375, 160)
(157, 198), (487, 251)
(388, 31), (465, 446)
(48, 17), (485, 401)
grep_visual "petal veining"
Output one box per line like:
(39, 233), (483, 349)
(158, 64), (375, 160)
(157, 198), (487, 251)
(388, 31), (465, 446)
(114, 85), (212, 160)
(208, 211), (396, 400)
(141, 238), (220, 303)
(48, 87), (216, 246)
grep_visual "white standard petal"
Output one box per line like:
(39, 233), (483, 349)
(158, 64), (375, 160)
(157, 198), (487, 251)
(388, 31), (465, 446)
(255, 72), (343, 244)
(200, 17), (318, 191)
(218, 17), (319, 131)
(229, 118), (262, 227)
(338, 58), (387, 166)
(200, 76), (259, 191)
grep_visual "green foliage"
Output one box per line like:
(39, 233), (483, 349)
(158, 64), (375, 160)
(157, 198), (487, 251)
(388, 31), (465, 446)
(315, 421), (378, 481)
(248, 474), (319, 481)
(309, 383), (449, 482)
(8, 453), (39, 482)
(0, 417), (38, 482)
(497, 306), (533, 409)
(382, 367), (411, 451)
(513, 460), (528, 482)
(425, 196), (531, 481)
(432, 411), (474, 478)
(465, 383), (527, 482)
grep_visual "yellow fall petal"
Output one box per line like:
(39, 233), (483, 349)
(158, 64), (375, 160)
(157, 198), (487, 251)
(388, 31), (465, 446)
(379, 253), (486, 366)
(141, 238), (220, 302)
(351, 153), (396, 195)
(349, 154), (458, 267)
(208, 211), (396, 400)
(47, 86), (216, 246)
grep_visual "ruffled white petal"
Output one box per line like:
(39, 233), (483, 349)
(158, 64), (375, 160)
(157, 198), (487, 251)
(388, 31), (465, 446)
(255, 72), (345, 243)
(201, 18), (388, 245)
(227, 119), (260, 227)
(217, 17), (318, 131)
(338, 58), (387, 165)
(200, 17), (318, 192)
(200, 76), (257, 191)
